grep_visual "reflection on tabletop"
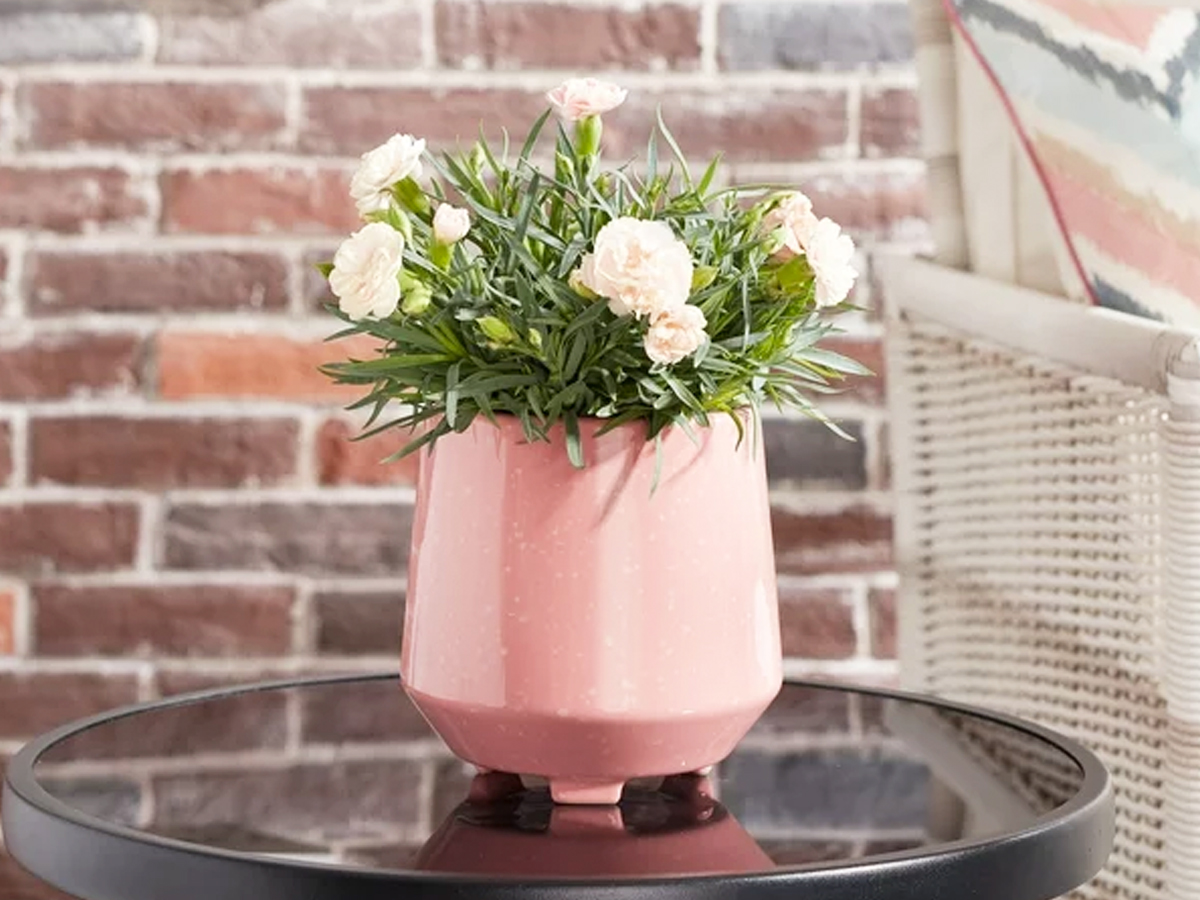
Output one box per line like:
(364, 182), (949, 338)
(27, 681), (1084, 878)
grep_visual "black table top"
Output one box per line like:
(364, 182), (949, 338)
(2, 674), (1113, 900)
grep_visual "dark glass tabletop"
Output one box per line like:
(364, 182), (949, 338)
(2, 674), (1113, 900)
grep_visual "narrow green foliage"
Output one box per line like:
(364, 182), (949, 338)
(321, 101), (868, 468)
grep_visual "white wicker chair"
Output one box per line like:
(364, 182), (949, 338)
(886, 1), (1200, 898)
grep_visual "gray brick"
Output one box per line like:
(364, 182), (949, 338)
(151, 760), (424, 841)
(721, 749), (929, 830)
(163, 502), (413, 575)
(314, 590), (404, 655)
(718, 3), (912, 72)
(0, 10), (145, 63)
(763, 418), (867, 489)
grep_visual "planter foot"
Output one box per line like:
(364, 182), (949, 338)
(550, 779), (625, 805)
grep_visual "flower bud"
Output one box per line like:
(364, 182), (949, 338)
(478, 316), (516, 344)
(401, 283), (433, 316)
(433, 204), (470, 245)
(691, 265), (718, 291)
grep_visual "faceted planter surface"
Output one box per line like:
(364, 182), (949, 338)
(402, 414), (781, 804)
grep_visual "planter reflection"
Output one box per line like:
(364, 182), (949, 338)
(413, 773), (774, 878)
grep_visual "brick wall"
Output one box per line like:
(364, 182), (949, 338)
(0, 0), (924, 892)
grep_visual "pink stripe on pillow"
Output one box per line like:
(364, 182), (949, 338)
(1028, 0), (1165, 48)
(1044, 166), (1200, 298)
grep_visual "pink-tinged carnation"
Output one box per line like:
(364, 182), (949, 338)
(805, 217), (858, 307)
(579, 217), (693, 318)
(329, 222), (405, 320)
(546, 77), (628, 122)
(644, 304), (708, 365)
(762, 191), (819, 261)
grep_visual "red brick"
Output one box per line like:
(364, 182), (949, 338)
(314, 589), (403, 655)
(0, 167), (148, 233)
(157, 331), (378, 402)
(870, 588), (896, 658)
(33, 584), (296, 658)
(0, 420), (11, 486)
(317, 418), (419, 486)
(0, 672), (139, 739)
(0, 245), (8, 308)
(158, 5), (423, 68)
(31, 417), (300, 488)
(0, 332), (142, 400)
(163, 502), (412, 575)
(301, 679), (431, 744)
(28, 251), (289, 314)
(778, 586), (857, 659)
(824, 337), (885, 405)
(302, 87), (847, 163)
(0, 591), (14, 655)
(609, 90), (849, 162)
(861, 88), (920, 158)
(764, 418), (866, 489)
(303, 244), (338, 310)
(161, 167), (357, 235)
(0, 503), (139, 574)
(301, 87), (546, 155)
(22, 81), (288, 151)
(772, 505), (893, 574)
(151, 760), (425, 834)
(751, 684), (851, 735)
(437, 2), (700, 70)
(147, 671), (290, 753)
(756, 169), (928, 242)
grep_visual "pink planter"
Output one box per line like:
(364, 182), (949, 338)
(402, 414), (781, 804)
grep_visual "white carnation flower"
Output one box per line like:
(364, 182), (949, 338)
(644, 304), (708, 366)
(805, 217), (858, 308)
(762, 191), (819, 260)
(350, 133), (426, 217)
(579, 217), (693, 319)
(329, 222), (405, 320)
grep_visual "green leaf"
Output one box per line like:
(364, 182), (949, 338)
(696, 154), (722, 197)
(563, 330), (589, 381)
(564, 411), (585, 469)
(445, 361), (461, 427)
(327, 353), (451, 373)
(520, 108), (554, 162)
(513, 171), (541, 243)
(798, 347), (874, 376)
(646, 128), (658, 187)
(656, 107), (692, 186)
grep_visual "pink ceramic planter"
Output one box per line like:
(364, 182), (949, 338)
(402, 413), (782, 805)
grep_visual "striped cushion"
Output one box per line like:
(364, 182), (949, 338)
(947, 0), (1200, 326)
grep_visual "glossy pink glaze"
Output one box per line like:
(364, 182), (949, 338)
(402, 414), (781, 803)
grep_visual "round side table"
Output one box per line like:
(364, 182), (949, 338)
(3, 675), (1114, 900)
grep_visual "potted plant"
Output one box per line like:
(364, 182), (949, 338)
(322, 78), (866, 804)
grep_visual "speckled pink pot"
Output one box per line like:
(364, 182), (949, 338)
(401, 414), (781, 805)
